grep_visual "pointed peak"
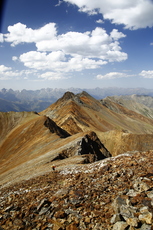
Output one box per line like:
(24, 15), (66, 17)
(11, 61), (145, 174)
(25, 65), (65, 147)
(61, 91), (75, 101)
(77, 91), (92, 98)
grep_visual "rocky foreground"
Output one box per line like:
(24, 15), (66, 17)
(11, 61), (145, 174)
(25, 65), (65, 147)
(0, 150), (153, 230)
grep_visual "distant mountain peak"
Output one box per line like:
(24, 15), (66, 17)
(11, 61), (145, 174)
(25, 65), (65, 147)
(61, 91), (75, 101)
(78, 91), (92, 98)
(59, 91), (93, 104)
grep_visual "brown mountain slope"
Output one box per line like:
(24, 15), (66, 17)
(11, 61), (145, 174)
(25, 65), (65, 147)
(0, 110), (110, 187)
(100, 129), (153, 156)
(101, 95), (153, 119)
(0, 111), (38, 145)
(0, 114), (69, 174)
(1, 91), (153, 186)
(1, 92), (153, 229)
(40, 91), (153, 135)
(40, 91), (153, 156)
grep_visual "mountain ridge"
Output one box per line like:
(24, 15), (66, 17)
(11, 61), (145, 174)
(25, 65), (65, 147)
(102, 95), (153, 119)
(1, 87), (153, 112)
(41, 91), (153, 135)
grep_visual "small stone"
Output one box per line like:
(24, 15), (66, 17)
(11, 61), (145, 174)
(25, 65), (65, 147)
(120, 205), (135, 220)
(147, 191), (153, 199)
(128, 227), (136, 230)
(52, 220), (63, 230)
(139, 210), (152, 224)
(112, 197), (126, 213)
(39, 207), (50, 215)
(112, 221), (128, 230)
(126, 217), (138, 227)
(127, 189), (139, 197)
(110, 214), (122, 224)
(66, 223), (78, 230)
(140, 207), (149, 213)
(84, 216), (91, 223)
(140, 223), (152, 230)
(54, 210), (67, 219)
(37, 198), (50, 211)
(13, 218), (23, 226)
(133, 181), (150, 192)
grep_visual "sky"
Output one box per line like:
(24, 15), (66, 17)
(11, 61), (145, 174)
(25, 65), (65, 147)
(0, 0), (153, 90)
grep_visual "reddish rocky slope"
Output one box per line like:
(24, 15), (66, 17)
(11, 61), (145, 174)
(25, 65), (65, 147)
(0, 150), (153, 229)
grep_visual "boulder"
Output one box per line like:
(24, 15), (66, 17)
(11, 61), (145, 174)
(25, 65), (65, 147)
(112, 221), (128, 230)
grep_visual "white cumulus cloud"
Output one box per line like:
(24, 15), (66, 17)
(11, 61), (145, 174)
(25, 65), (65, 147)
(0, 65), (12, 72)
(4, 22), (57, 46)
(96, 19), (104, 24)
(0, 22), (126, 75)
(139, 70), (153, 78)
(12, 56), (18, 61)
(96, 72), (133, 79)
(0, 64), (37, 80)
(19, 51), (107, 73)
(4, 23), (127, 63)
(0, 65), (20, 79)
(39, 72), (66, 80)
(0, 34), (4, 42)
(36, 27), (126, 60)
(110, 29), (126, 41)
(63, 0), (153, 30)
(2, 22), (128, 80)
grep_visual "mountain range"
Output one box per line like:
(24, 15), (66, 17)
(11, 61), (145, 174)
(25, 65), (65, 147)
(1, 90), (153, 229)
(1, 87), (153, 112)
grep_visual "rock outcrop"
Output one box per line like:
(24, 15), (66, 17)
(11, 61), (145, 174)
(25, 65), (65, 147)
(44, 116), (70, 138)
(51, 131), (111, 163)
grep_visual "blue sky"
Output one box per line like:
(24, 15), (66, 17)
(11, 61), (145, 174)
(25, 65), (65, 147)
(0, 0), (153, 90)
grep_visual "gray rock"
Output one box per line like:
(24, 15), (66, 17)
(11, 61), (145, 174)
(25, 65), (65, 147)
(133, 180), (150, 192)
(126, 217), (138, 227)
(112, 221), (128, 230)
(120, 205), (136, 220)
(112, 197), (126, 213)
(110, 214), (122, 224)
(140, 207), (149, 213)
(37, 198), (51, 211)
(139, 210), (152, 225)
(140, 223), (152, 230)
(39, 207), (50, 215)
(147, 191), (153, 199)
(126, 189), (139, 197)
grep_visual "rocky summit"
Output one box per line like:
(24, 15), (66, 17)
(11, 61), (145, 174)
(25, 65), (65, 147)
(0, 91), (153, 229)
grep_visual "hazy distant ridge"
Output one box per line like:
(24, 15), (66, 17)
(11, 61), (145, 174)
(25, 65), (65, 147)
(1, 87), (153, 112)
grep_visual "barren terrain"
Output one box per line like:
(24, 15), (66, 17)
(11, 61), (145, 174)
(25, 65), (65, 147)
(1, 91), (153, 229)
